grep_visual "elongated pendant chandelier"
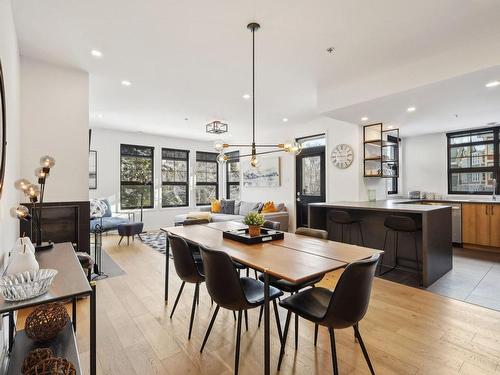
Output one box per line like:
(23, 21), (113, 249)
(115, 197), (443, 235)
(215, 22), (302, 167)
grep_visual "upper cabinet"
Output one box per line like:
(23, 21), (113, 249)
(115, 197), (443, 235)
(363, 123), (400, 178)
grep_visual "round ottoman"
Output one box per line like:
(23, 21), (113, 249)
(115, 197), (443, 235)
(118, 222), (144, 246)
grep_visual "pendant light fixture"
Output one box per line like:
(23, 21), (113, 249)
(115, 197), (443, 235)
(214, 22), (302, 166)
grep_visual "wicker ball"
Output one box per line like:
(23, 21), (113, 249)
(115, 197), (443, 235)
(22, 348), (54, 373)
(24, 357), (76, 375)
(25, 303), (70, 342)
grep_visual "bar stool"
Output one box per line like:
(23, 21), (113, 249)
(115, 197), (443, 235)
(379, 215), (421, 285)
(328, 210), (364, 246)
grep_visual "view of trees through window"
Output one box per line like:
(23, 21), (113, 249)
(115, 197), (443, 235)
(196, 152), (218, 205)
(448, 128), (498, 194)
(120, 144), (154, 209)
(226, 151), (240, 199)
(301, 155), (321, 196)
(162, 148), (189, 207)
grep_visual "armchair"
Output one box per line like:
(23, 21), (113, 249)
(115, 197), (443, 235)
(90, 198), (135, 233)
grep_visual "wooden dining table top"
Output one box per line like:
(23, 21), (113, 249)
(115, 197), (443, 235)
(162, 222), (381, 283)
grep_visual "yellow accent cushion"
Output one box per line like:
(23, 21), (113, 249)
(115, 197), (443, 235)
(211, 199), (221, 213)
(186, 212), (211, 220)
(261, 201), (277, 213)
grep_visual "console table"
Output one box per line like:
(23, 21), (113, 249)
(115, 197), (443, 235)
(0, 243), (96, 375)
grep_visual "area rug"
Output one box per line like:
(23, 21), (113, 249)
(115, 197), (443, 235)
(141, 231), (167, 255)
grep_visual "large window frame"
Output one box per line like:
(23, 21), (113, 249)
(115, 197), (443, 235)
(195, 151), (219, 206)
(161, 148), (190, 208)
(120, 144), (155, 210)
(226, 151), (240, 200)
(447, 127), (499, 195)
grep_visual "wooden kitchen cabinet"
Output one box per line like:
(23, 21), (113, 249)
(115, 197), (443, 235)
(462, 203), (500, 250)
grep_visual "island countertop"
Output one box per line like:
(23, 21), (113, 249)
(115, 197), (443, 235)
(308, 199), (451, 213)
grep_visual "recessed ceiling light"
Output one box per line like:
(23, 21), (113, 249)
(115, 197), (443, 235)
(361, 117), (369, 122)
(485, 81), (500, 88)
(242, 94), (251, 100)
(97, 114), (103, 119)
(91, 49), (102, 58)
(282, 118), (289, 122)
(121, 80), (131, 86)
(407, 107), (416, 112)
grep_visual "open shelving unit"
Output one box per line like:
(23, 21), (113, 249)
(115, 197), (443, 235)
(363, 123), (400, 178)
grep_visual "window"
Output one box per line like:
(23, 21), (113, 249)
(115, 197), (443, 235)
(297, 134), (326, 149)
(226, 151), (240, 199)
(162, 148), (189, 207)
(120, 144), (154, 209)
(195, 151), (219, 205)
(447, 128), (498, 194)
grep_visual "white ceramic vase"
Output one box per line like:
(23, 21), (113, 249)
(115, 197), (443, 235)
(6, 237), (39, 276)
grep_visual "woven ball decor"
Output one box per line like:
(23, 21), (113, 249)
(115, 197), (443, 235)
(25, 303), (70, 342)
(24, 357), (76, 375)
(22, 348), (54, 373)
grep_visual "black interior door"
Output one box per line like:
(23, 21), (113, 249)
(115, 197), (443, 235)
(296, 146), (326, 228)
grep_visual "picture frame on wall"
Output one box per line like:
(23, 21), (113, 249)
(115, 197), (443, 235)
(89, 150), (97, 189)
(242, 156), (280, 187)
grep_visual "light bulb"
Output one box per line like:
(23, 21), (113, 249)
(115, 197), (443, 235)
(40, 155), (56, 168)
(14, 178), (32, 192)
(250, 155), (259, 168)
(27, 184), (40, 198)
(217, 153), (228, 163)
(10, 205), (31, 221)
(35, 167), (47, 179)
(213, 140), (225, 152)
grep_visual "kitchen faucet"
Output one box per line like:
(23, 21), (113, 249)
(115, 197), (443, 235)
(493, 178), (497, 201)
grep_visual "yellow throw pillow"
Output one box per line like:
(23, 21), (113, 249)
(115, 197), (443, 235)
(261, 201), (277, 213)
(186, 212), (211, 221)
(211, 199), (221, 213)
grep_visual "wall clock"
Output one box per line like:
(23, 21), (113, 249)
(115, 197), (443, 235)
(331, 144), (354, 169)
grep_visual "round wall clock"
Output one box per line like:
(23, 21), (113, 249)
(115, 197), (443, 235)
(331, 144), (354, 169)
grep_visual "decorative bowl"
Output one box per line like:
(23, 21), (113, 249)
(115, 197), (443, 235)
(0, 269), (57, 301)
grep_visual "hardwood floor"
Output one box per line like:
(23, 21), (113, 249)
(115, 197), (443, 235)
(18, 235), (500, 374)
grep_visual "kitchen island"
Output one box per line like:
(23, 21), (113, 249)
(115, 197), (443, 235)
(309, 200), (452, 287)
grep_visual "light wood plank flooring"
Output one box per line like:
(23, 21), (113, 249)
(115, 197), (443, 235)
(18, 235), (500, 374)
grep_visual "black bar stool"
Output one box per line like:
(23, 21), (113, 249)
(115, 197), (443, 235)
(379, 215), (421, 285)
(328, 210), (364, 245)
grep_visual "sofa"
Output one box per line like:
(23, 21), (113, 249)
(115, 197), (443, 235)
(174, 200), (289, 232)
(90, 198), (134, 233)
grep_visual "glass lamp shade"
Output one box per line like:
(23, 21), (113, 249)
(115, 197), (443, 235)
(284, 141), (303, 155)
(14, 178), (32, 192)
(213, 140), (225, 152)
(27, 184), (40, 199)
(35, 167), (48, 179)
(40, 155), (56, 168)
(217, 153), (228, 163)
(10, 205), (31, 221)
(250, 155), (260, 168)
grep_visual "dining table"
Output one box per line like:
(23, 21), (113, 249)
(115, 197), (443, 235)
(161, 221), (382, 375)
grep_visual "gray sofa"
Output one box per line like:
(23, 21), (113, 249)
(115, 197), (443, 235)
(174, 200), (289, 231)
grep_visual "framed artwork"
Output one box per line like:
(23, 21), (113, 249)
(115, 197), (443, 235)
(89, 150), (97, 189)
(242, 156), (280, 187)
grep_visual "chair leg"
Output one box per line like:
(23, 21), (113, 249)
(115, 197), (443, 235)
(233, 311), (237, 321)
(200, 305), (220, 353)
(277, 311), (292, 371)
(254, 270), (258, 279)
(340, 224), (344, 243)
(188, 283), (199, 339)
(314, 324), (319, 347)
(235, 310), (243, 375)
(244, 310), (249, 332)
(294, 314), (299, 350)
(328, 327), (339, 375)
(127, 236), (130, 246)
(169, 281), (186, 319)
(358, 222), (365, 246)
(354, 323), (375, 375)
(272, 299), (283, 344)
(258, 305), (263, 328)
(118, 236), (124, 245)
(246, 268), (249, 277)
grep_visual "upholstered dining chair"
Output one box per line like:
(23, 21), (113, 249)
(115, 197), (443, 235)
(199, 245), (283, 375)
(278, 254), (380, 375)
(167, 234), (205, 340)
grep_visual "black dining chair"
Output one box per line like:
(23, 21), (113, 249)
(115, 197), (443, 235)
(328, 209), (364, 246)
(199, 245), (284, 375)
(167, 234), (205, 340)
(277, 254), (380, 375)
(257, 227), (327, 349)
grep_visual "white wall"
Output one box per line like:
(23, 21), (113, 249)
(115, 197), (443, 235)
(0, 0), (20, 366)
(89, 127), (217, 230)
(20, 57), (89, 202)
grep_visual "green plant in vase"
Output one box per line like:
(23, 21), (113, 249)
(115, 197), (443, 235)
(243, 211), (265, 237)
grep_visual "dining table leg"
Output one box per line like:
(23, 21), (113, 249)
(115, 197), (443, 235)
(164, 232), (169, 303)
(264, 272), (270, 375)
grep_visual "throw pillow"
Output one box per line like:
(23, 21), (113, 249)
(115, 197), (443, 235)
(101, 198), (113, 217)
(234, 200), (241, 215)
(239, 201), (260, 216)
(90, 199), (107, 218)
(276, 203), (286, 212)
(261, 201), (277, 213)
(187, 212), (211, 221)
(211, 199), (221, 213)
(221, 199), (235, 214)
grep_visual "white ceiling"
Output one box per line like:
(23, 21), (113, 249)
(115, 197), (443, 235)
(326, 65), (500, 137)
(11, 0), (500, 141)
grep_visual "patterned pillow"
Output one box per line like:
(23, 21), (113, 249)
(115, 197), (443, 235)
(90, 199), (108, 218)
(221, 199), (235, 214)
(239, 201), (260, 216)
